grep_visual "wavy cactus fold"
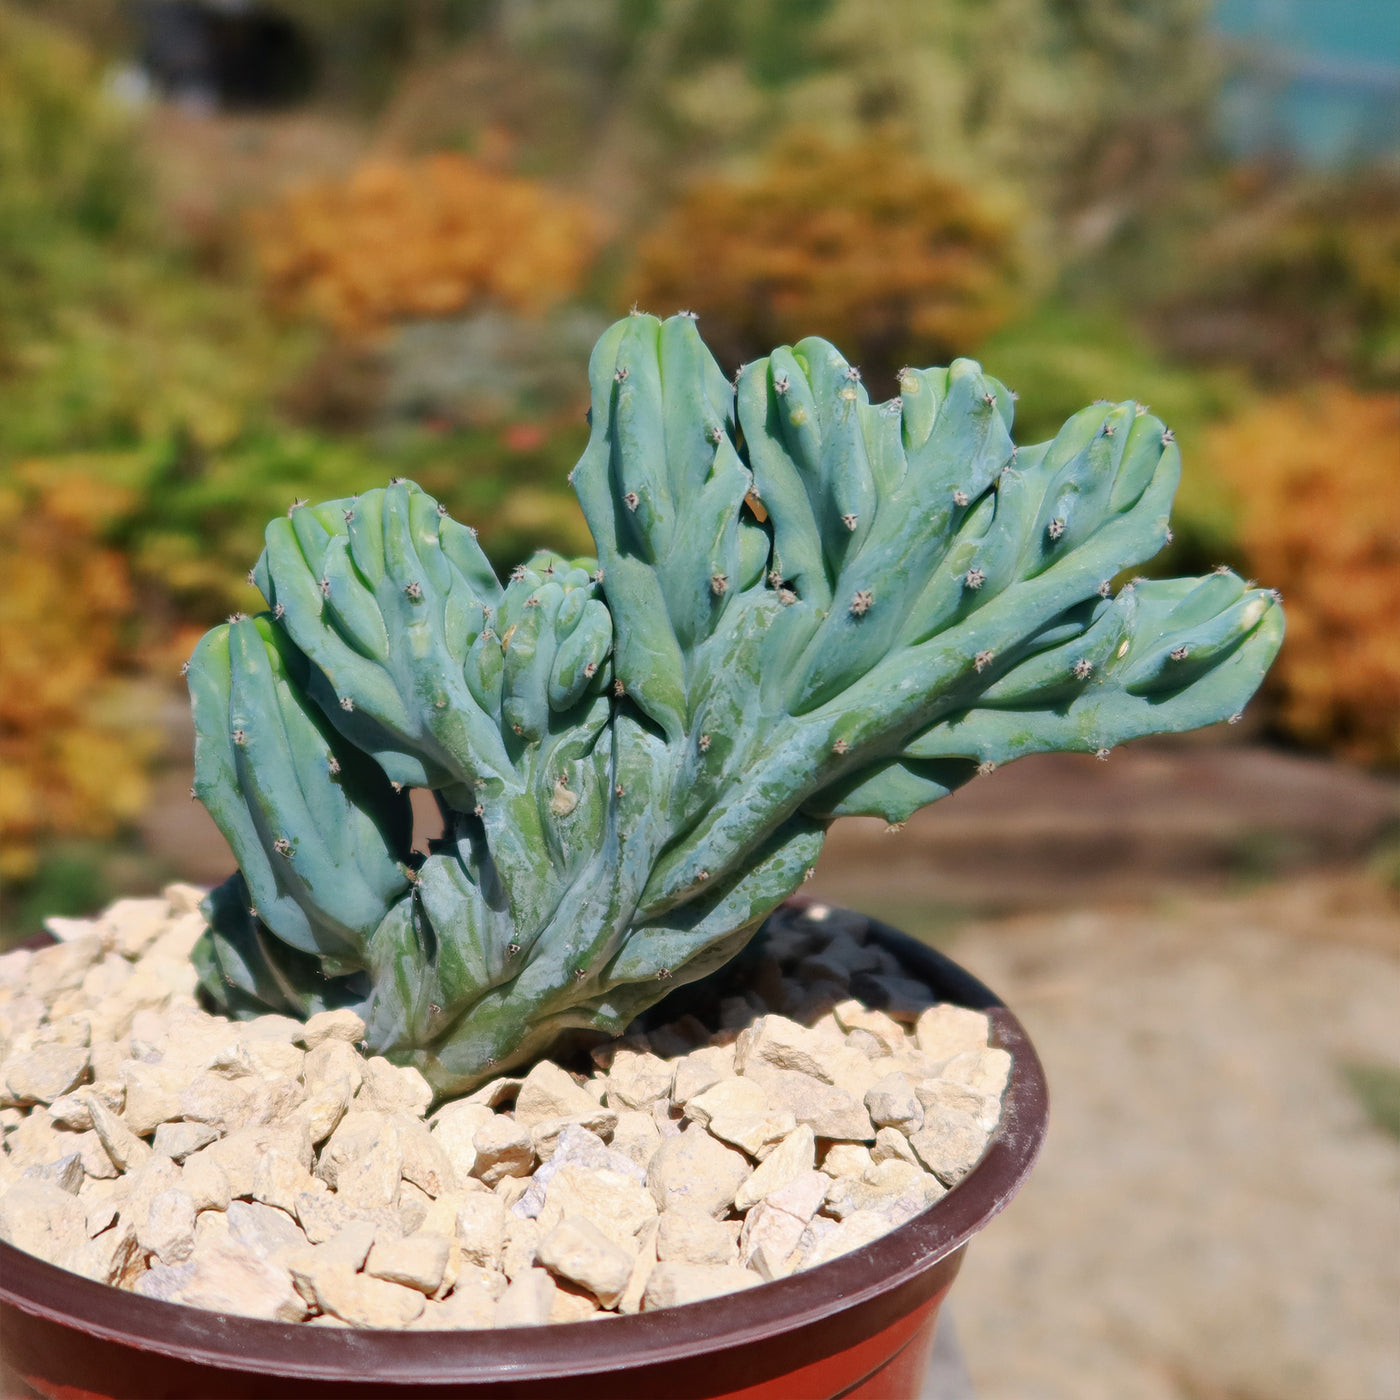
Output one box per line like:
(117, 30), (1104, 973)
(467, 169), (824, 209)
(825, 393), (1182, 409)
(188, 312), (1283, 1095)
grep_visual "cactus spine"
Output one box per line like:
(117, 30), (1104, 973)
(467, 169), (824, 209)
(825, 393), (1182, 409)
(188, 314), (1283, 1095)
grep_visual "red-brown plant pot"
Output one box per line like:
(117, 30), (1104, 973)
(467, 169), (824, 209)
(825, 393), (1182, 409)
(0, 909), (1047, 1400)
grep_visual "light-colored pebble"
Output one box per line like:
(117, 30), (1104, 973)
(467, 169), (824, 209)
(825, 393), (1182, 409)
(608, 1110), (662, 1171)
(739, 1064), (874, 1141)
(641, 1261), (761, 1310)
(914, 1005), (989, 1064)
(22, 1152), (83, 1195)
(865, 1072), (923, 1134)
(738, 1201), (807, 1279)
(46, 1092), (94, 1131)
(648, 1128), (749, 1218)
(0, 1178), (87, 1267)
(534, 1162), (658, 1245)
(800, 1209), (891, 1269)
(530, 1109), (618, 1161)
(300, 1008), (366, 1050)
(734, 1125), (816, 1213)
(356, 1057), (432, 1118)
(938, 1046), (1013, 1100)
(471, 1116), (535, 1187)
(455, 1191), (508, 1268)
(26, 938), (104, 1004)
(114, 1156), (181, 1236)
(135, 1237), (308, 1322)
(536, 1215), (633, 1307)
(513, 1062), (600, 1127)
(101, 899), (171, 959)
(139, 1188), (197, 1265)
(206, 1121), (312, 1199)
(764, 1169), (831, 1223)
(914, 1076), (1002, 1132)
(671, 1045), (735, 1103)
(871, 1125), (922, 1167)
(226, 1199), (309, 1263)
(824, 1159), (943, 1224)
(501, 1214), (542, 1282)
(394, 1113), (456, 1198)
(550, 1279), (602, 1323)
(735, 1015), (840, 1081)
(151, 1120), (219, 1163)
(462, 1075), (522, 1109)
(70, 1217), (144, 1287)
(908, 1107), (992, 1186)
(252, 1147), (315, 1215)
(604, 1051), (675, 1110)
(398, 1178), (433, 1233)
(495, 1267), (557, 1326)
(683, 1076), (768, 1128)
(617, 1218), (658, 1315)
(832, 1001), (906, 1054)
(317, 1111), (403, 1208)
(429, 1100), (495, 1179)
(656, 1206), (739, 1267)
(179, 1073), (256, 1134)
(495, 1174), (531, 1210)
(4, 892), (1009, 1334)
(365, 1233), (450, 1295)
(180, 1151), (232, 1213)
(85, 1094), (151, 1171)
(411, 1277), (499, 1330)
(312, 1264), (427, 1328)
(4, 1043), (90, 1105)
(293, 1187), (399, 1247)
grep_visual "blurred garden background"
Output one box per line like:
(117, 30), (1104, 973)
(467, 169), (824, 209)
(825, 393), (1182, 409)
(0, 2), (1397, 1394)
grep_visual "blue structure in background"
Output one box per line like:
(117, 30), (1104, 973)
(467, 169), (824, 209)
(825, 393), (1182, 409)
(1214, 0), (1400, 165)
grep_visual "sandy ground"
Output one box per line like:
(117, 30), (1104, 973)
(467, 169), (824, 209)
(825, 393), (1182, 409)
(921, 883), (1400, 1400)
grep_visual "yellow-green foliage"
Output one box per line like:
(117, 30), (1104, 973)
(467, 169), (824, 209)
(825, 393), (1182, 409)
(627, 133), (1019, 380)
(250, 155), (601, 338)
(0, 6), (307, 461)
(0, 462), (160, 881)
(1209, 386), (1400, 764)
(0, 5), (136, 247)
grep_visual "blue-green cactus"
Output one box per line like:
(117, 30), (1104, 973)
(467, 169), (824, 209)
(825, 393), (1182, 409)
(188, 312), (1283, 1094)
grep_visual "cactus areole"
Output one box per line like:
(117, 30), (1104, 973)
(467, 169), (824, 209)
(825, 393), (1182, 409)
(187, 314), (1283, 1095)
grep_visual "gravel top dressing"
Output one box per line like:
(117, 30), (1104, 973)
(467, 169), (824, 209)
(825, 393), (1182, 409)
(0, 891), (1007, 1330)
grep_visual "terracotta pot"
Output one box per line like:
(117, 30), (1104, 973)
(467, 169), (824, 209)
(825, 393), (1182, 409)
(0, 909), (1047, 1399)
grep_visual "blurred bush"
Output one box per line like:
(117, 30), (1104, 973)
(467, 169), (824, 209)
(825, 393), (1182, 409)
(628, 132), (1019, 383)
(1207, 386), (1400, 765)
(1157, 172), (1400, 389)
(0, 460), (160, 882)
(250, 154), (601, 338)
(0, 8), (309, 461)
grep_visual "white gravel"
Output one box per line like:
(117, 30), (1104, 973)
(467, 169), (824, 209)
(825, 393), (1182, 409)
(0, 891), (1009, 1329)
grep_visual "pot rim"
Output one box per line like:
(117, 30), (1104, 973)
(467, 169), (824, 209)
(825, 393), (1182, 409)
(0, 906), (1047, 1385)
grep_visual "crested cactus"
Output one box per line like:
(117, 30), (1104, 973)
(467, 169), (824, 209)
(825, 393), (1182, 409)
(188, 312), (1284, 1095)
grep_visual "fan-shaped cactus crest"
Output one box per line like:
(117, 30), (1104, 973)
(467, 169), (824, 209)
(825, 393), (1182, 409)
(188, 313), (1283, 1094)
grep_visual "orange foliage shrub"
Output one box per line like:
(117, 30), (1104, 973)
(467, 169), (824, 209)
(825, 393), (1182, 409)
(0, 464), (159, 880)
(628, 133), (1019, 380)
(251, 155), (601, 338)
(1209, 387), (1400, 764)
